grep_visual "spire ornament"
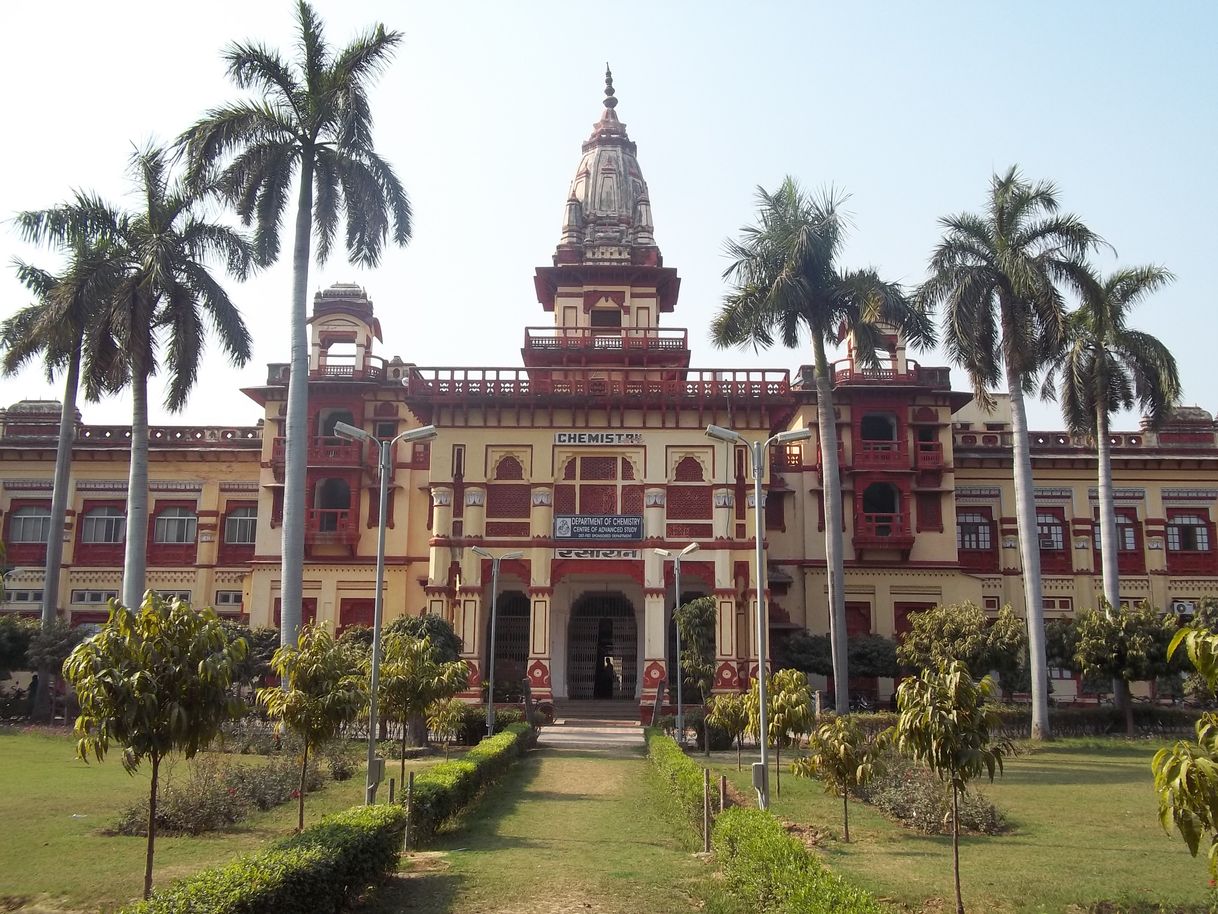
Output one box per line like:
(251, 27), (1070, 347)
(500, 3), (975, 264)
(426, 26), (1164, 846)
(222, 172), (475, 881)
(604, 63), (617, 109)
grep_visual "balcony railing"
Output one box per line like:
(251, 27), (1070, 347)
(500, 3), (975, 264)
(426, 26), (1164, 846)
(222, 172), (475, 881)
(524, 326), (688, 354)
(305, 508), (358, 545)
(402, 367), (792, 403)
(272, 436), (366, 467)
(853, 513), (914, 550)
(853, 439), (907, 468)
(915, 440), (944, 468)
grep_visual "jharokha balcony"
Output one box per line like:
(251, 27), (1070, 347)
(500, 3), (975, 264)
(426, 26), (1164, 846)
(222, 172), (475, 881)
(852, 440), (908, 469)
(304, 508), (358, 546)
(271, 437), (368, 473)
(522, 326), (690, 366)
(915, 440), (944, 468)
(853, 512), (915, 554)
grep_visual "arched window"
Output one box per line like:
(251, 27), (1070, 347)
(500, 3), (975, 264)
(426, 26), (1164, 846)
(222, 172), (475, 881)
(154, 506), (197, 544)
(81, 506), (126, 544)
(859, 414), (897, 441)
(494, 456), (524, 480)
(8, 505), (51, 543)
(315, 478), (351, 532)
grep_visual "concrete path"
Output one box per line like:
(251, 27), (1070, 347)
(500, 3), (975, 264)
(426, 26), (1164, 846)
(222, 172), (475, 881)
(356, 736), (714, 914)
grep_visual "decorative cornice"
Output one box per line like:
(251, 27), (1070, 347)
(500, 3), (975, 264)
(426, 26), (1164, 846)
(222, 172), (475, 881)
(219, 481), (259, 493)
(1087, 487), (1145, 501)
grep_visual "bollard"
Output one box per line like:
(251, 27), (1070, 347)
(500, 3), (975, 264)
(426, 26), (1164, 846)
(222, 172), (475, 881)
(703, 768), (711, 853)
(719, 774), (727, 813)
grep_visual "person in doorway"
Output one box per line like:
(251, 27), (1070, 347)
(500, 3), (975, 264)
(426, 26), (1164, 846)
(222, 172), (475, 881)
(594, 656), (615, 699)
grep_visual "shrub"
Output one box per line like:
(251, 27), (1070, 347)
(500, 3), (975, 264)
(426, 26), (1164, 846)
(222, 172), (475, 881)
(114, 755), (323, 835)
(455, 704), (525, 745)
(644, 728), (706, 823)
(319, 741), (359, 781)
(859, 752), (1005, 835)
(408, 722), (534, 843)
(120, 804), (408, 914)
(846, 704), (1201, 741)
(712, 807), (884, 914)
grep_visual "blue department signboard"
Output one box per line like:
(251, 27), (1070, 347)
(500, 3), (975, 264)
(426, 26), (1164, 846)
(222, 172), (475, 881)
(554, 515), (643, 541)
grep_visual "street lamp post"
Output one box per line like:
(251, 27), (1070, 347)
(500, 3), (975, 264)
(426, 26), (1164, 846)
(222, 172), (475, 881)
(334, 421), (437, 805)
(654, 542), (698, 744)
(704, 423), (812, 810)
(471, 546), (524, 736)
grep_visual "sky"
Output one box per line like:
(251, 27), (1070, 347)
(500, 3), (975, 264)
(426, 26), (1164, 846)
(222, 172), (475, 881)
(0, 1), (1214, 431)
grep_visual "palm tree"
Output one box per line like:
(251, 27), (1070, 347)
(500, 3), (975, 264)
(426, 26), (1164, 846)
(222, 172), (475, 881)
(1042, 264), (1180, 725)
(16, 147), (254, 610)
(177, 2), (411, 647)
(1, 245), (126, 720)
(920, 166), (1103, 740)
(712, 178), (935, 712)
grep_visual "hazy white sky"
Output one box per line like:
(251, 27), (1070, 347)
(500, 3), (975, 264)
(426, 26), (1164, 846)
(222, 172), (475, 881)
(0, 1), (1213, 430)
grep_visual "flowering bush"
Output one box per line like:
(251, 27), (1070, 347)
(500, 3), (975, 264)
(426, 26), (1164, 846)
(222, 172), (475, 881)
(859, 751), (1005, 835)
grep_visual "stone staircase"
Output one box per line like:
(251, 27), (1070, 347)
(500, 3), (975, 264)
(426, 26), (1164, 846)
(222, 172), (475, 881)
(551, 699), (642, 727)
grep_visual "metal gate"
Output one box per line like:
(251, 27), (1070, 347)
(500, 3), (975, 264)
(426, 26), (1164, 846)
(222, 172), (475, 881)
(567, 592), (637, 699)
(486, 591), (530, 687)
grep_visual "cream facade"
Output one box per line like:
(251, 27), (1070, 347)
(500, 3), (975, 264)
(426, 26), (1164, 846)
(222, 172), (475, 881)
(4, 77), (1218, 716)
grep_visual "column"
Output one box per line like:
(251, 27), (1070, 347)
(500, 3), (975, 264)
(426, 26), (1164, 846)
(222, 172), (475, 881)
(530, 484), (553, 540)
(641, 589), (668, 721)
(712, 487), (734, 540)
(463, 484), (486, 538)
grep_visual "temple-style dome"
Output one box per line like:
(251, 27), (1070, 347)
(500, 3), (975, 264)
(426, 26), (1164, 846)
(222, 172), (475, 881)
(556, 68), (659, 265)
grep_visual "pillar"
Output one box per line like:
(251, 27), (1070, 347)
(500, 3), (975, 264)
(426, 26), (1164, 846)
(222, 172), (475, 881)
(641, 589), (668, 720)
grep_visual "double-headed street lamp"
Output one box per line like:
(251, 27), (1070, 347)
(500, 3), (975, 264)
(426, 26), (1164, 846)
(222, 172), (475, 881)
(471, 546), (523, 736)
(654, 542), (698, 744)
(334, 421), (437, 804)
(704, 423), (812, 810)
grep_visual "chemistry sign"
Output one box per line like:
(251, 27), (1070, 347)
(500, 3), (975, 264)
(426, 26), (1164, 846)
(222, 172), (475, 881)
(554, 515), (644, 541)
(554, 432), (643, 446)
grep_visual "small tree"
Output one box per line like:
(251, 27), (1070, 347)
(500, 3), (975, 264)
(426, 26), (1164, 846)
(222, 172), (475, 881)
(748, 669), (814, 796)
(1152, 624), (1218, 877)
(0, 614), (36, 680)
(897, 602), (1028, 685)
(707, 692), (748, 770)
(1075, 600), (1180, 737)
(28, 619), (90, 721)
(427, 697), (464, 760)
(63, 594), (246, 898)
(378, 632), (467, 787)
(894, 661), (1010, 914)
(792, 715), (884, 842)
(385, 614), (463, 744)
(219, 621), (279, 702)
(258, 624), (365, 832)
(675, 596), (717, 754)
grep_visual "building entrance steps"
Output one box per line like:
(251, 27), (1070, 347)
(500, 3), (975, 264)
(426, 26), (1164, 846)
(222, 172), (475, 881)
(550, 699), (643, 727)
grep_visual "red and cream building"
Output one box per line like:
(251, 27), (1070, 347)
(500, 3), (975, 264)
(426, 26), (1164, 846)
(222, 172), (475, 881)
(3, 79), (1218, 714)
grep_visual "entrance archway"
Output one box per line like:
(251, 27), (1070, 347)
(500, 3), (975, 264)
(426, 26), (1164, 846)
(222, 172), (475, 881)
(485, 590), (529, 691)
(567, 592), (637, 700)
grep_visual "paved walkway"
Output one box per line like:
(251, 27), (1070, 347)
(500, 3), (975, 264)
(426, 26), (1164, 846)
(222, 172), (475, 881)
(356, 729), (714, 914)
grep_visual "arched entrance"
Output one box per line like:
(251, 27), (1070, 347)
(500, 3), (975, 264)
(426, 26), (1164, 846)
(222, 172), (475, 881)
(485, 590), (529, 692)
(567, 592), (637, 700)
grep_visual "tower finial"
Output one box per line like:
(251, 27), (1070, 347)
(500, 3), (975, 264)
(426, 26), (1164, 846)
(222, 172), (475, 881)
(603, 63), (617, 109)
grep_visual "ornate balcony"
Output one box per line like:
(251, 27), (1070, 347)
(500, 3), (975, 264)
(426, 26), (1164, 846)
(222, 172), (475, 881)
(271, 436), (367, 468)
(915, 440), (944, 468)
(305, 508), (358, 545)
(523, 326), (689, 365)
(853, 512), (915, 553)
(853, 440), (908, 469)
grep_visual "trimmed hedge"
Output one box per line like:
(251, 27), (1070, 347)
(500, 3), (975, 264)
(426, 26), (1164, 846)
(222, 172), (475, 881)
(849, 703), (1202, 740)
(713, 807), (886, 914)
(120, 804), (407, 914)
(408, 721), (535, 842)
(644, 727), (707, 823)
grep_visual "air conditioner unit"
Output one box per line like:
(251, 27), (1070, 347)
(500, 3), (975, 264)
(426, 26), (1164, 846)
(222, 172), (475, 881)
(1171, 600), (1198, 616)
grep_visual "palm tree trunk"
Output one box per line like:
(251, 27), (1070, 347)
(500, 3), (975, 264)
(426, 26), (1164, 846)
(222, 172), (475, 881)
(297, 740), (309, 832)
(143, 752), (160, 899)
(1006, 367), (1051, 741)
(1096, 406), (1132, 734)
(122, 368), (150, 611)
(813, 337), (849, 713)
(280, 154), (315, 649)
(952, 782), (963, 914)
(33, 343), (80, 722)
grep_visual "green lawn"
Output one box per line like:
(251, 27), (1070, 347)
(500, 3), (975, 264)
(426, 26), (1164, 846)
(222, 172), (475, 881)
(356, 746), (733, 914)
(0, 727), (441, 913)
(705, 738), (1212, 913)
